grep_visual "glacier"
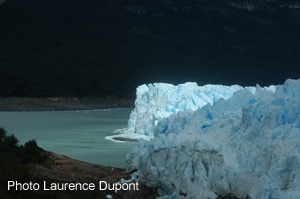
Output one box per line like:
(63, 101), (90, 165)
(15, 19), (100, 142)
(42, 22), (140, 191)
(124, 79), (300, 199)
(106, 82), (249, 141)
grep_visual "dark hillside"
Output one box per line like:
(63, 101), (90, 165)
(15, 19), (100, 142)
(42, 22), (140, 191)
(0, 0), (299, 97)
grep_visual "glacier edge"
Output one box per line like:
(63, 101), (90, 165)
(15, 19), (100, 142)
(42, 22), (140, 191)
(124, 79), (300, 199)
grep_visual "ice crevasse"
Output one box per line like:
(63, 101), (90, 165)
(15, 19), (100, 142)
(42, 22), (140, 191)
(125, 79), (300, 199)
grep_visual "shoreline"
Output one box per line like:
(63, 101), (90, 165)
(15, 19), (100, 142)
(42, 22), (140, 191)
(0, 97), (160, 198)
(0, 97), (134, 111)
(23, 151), (157, 198)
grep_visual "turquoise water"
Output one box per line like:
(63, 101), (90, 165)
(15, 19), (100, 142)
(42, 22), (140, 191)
(0, 108), (134, 168)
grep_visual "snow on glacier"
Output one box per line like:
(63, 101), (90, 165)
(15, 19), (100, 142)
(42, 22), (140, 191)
(125, 79), (300, 199)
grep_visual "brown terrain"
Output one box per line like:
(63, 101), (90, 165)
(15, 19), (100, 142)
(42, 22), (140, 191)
(0, 97), (134, 111)
(30, 151), (157, 199)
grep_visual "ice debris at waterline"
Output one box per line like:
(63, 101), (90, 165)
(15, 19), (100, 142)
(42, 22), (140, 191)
(125, 79), (300, 199)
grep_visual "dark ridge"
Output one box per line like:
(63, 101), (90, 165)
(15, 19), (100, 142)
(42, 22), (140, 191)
(0, 0), (299, 97)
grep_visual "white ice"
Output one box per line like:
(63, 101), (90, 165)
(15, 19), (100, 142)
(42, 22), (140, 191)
(125, 79), (300, 199)
(106, 82), (245, 141)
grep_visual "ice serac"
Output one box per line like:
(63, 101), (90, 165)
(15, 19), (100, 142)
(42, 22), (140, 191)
(126, 79), (300, 199)
(127, 82), (243, 137)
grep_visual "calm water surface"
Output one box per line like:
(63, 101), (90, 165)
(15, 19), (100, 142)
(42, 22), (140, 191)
(0, 108), (134, 168)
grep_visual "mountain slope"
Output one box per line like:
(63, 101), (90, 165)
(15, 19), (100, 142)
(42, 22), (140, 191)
(0, 0), (299, 97)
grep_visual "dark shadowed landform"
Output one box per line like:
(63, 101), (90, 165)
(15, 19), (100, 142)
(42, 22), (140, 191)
(0, 97), (134, 111)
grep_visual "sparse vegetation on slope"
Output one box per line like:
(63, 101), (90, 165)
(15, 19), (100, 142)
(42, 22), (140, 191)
(0, 128), (108, 198)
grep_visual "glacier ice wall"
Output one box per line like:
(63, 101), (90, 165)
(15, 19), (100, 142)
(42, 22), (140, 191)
(126, 79), (300, 199)
(127, 82), (244, 137)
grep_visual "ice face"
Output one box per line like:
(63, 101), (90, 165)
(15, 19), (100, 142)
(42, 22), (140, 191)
(105, 82), (245, 141)
(126, 79), (300, 199)
(127, 82), (244, 137)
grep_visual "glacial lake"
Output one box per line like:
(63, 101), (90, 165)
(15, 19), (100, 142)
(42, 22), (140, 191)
(0, 108), (134, 168)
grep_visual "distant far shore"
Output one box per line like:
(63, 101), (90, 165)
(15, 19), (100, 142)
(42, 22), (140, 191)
(0, 97), (134, 111)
